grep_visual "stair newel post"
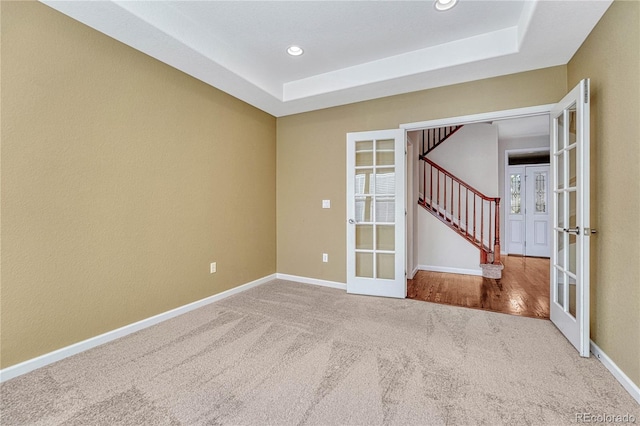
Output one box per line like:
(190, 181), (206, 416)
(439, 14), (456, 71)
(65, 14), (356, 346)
(494, 198), (501, 263)
(487, 200), (495, 263)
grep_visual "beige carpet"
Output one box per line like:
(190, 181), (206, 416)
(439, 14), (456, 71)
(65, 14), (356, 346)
(2, 279), (638, 425)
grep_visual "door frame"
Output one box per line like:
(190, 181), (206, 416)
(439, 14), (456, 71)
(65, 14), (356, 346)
(401, 104), (556, 275)
(504, 147), (551, 256)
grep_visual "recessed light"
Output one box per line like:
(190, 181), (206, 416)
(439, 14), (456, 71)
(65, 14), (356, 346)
(287, 45), (304, 56)
(434, 0), (458, 11)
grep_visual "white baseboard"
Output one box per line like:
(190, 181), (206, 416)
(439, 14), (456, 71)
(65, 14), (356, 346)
(0, 273), (277, 383)
(416, 265), (482, 277)
(590, 341), (640, 405)
(409, 266), (419, 279)
(276, 273), (347, 290)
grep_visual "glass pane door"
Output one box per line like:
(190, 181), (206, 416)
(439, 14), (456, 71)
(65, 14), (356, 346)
(550, 79), (591, 357)
(347, 129), (405, 298)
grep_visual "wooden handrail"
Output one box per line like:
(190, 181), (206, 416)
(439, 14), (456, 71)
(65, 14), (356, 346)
(421, 125), (463, 157)
(418, 155), (501, 264)
(420, 156), (499, 203)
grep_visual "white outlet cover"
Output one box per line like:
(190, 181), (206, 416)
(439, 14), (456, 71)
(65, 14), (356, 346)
(210, 262), (217, 273)
(322, 200), (330, 209)
(322, 253), (328, 262)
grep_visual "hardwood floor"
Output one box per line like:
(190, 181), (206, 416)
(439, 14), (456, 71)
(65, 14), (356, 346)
(408, 256), (550, 319)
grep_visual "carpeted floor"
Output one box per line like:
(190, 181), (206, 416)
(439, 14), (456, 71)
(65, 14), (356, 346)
(1, 279), (638, 425)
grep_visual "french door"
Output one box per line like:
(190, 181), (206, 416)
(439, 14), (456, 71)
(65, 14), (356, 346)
(550, 79), (592, 357)
(346, 129), (406, 298)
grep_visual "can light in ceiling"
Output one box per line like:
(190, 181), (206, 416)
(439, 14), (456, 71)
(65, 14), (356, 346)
(434, 0), (458, 11)
(287, 45), (304, 56)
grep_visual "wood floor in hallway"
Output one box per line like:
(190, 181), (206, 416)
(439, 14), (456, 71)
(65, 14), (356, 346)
(408, 256), (550, 319)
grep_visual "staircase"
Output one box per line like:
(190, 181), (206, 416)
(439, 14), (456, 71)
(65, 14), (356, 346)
(418, 127), (503, 279)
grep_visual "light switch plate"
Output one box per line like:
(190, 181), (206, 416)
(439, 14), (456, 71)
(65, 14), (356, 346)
(322, 200), (331, 209)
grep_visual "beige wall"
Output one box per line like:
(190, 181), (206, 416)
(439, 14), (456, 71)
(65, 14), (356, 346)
(0, 2), (276, 368)
(276, 66), (567, 283)
(567, 0), (640, 386)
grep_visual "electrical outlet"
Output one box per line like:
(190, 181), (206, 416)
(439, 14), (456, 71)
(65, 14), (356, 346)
(322, 253), (328, 263)
(210, 262), (217, 274)
(322, 200), (331, 209)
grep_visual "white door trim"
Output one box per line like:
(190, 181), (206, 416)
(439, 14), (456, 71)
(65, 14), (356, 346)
(400, 104), (555, 130)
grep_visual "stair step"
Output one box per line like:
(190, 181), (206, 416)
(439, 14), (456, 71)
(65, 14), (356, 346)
(480, 262), (504, 279)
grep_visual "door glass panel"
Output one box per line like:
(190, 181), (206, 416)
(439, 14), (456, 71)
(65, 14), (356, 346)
(375, 197), (395, 223)
(557, 151), (565, 190)
(569, 190), (577, 229)
(376, 139), (395, 166)
(376, 253), (395, 279)
(569, 147), (577, 188)
(557, 112), (565, 150)
(568, 232), (577, 275)
(355, 196), (372, 222)
(557, 192), (565, 229)
(534, 172), (547, 213)
(356, 225), (373, 250)
(355, 170), (373, 195)
(568, 104), (577, 145)
(510, 173), (522, 214)
(556, 268), (565, 307)
(355, 141), (373, 166)
(557, 231), (565, 269)
(355, 252), (373, 278)
(376, 225), (395, 251)
(568, 274), (577, 318)
(374, 169), (395, 194)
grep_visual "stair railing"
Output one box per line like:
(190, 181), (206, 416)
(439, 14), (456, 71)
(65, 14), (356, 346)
(421, 125), (463, 156)
(418, 156), (501, 264)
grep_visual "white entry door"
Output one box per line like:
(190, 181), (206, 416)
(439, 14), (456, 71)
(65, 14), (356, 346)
(525, 165), (551, 257)
(550, 79), (592, 357)
(506, 164), (550, 257)
(346, 129), (406, 298)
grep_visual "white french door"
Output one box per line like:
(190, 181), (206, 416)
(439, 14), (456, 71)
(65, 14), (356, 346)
(346, 129), (406, 298)
(550, 79), (592, 357)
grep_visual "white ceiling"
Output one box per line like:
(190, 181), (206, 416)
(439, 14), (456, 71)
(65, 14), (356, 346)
(41, 0), (612, 117)
(495, 115), (550, 139)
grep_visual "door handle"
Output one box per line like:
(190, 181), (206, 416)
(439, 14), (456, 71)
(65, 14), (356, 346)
(563, 227), (580, 234)
(348, 219), (356, 224)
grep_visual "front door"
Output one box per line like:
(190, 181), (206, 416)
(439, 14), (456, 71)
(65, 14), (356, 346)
(550, 79), (592, 357)
(346, 129), (406, 298)
(525, 165), (551, 257)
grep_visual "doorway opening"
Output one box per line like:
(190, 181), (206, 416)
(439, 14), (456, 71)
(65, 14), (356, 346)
(402, 108), (551, 318)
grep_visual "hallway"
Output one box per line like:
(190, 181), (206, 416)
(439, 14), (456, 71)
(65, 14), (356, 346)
(408, 256), (550, 319)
